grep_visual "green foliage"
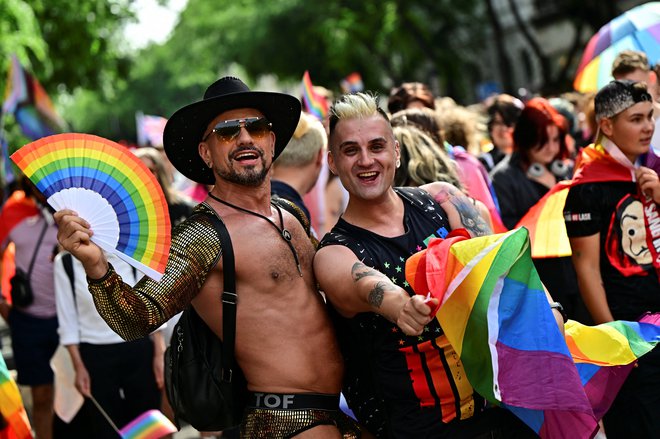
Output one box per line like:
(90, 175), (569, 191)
(0, 0), (140, 153)
(29, 0), (136, 92)
(0, 0), (48, 68)
(15, 0), (626, 143)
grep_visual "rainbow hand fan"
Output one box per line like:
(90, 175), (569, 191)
(10, 133), (171, 280)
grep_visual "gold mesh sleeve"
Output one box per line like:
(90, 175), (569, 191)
(88, 204), (223, 340)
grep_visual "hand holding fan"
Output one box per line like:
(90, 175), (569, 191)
(11, 133), (171, 280)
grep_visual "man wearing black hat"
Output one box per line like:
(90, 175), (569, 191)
(54, 77), (360, 438)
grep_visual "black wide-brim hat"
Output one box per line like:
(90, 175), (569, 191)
(163, 76), (301, 184)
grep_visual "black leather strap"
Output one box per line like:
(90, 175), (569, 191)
(61, 252), (77, 309)
(27, 219), (48, 279)
(201, 206), (237, 383)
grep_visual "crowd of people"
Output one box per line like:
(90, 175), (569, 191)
(0, 48), (658, 439)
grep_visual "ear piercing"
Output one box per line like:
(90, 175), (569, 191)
(396, 159), (401, 168)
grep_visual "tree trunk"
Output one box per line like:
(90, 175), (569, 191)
(507, 0), (553, 90)
(485, 0), (515, 94)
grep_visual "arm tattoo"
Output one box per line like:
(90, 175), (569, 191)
(351, 261), (384, 282)
(368, 282), (387, 308)
(352, 262), (396, 309)
(451, 196), (491, 237)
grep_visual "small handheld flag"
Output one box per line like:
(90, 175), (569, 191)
(0, 353), (33, 439)
(301, 71), (329, 121)
(136, 112), (168, 147)
(340, 72), (364, 93)
(2, 55), (66, 140)
(119, 409), (177, 439)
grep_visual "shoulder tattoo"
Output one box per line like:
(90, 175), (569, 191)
(451, 196), (491, 237)
(433, 184), (459, 204)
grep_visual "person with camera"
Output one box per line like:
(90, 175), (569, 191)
(0, 176), (60, 439)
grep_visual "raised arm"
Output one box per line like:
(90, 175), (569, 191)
(54, 207), (223, 340)
(421, 181), (492, 237)
(54, 209), (108, 279)
(314, 244), (437, 336)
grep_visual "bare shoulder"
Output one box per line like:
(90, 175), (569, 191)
(420, 181), (463, 203)
(314, 244), (356, 273)
(421, 182), (492, 237)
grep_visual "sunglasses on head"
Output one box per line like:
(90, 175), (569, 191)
(202, 117), (272, 143)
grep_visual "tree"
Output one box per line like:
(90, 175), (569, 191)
(0, 0), (141, 156)
(63, 0), (492, 141)
(505, 0), (644, 94)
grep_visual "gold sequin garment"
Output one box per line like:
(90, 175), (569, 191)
(240, 407), (361, 438)
(88, 203), (223, 341)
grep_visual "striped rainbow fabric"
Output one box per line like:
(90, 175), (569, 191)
(119, 409), (177, 439)
(405, 228), (660, 439)
(515, 181), (572, 258)
(0, 354), (33, 439)
(566, 315), (660, 420)
(2, 55), (66, 140)
(301, 70), (328, 121)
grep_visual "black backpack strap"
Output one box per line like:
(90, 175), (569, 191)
(61, 252), (77, 309)
(198, 205), (237, 384)
(26, 220), (48, 279)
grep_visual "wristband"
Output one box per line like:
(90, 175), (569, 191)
(550, 301), (567, 323)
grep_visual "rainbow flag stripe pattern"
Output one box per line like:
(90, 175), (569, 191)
(301, 70), (329, 120)
(340, 72), (364, 93)
(516, 181), (572, 258)
(119, 409), (177, 439)
(405, 228), (660, 439)
(2, 54), (65, 140)
(10, 133), (171, 280)
(0, 354), (33, 439)
(565, 315), (660, 420)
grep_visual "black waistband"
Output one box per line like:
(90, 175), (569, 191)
(248, 392), (339, 411)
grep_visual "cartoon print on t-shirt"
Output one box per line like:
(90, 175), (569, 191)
(605, 194), (652, 276)
(620, 199), (652, 265)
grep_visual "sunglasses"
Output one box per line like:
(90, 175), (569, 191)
(202, 117), (273, 143)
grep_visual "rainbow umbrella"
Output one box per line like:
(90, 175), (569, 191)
(574, 2), (660, 93)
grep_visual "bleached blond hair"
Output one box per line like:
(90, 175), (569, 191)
(275, 112), (327, 167)
(328, 92), (390, 149)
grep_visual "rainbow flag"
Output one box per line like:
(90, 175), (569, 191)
(0, 354), (33, 439)
(516, 181), (572, 258)
(135, 112), (167, 147)
(2, 55), (66, 140)
(516, 141), (637, 259)
(1, 136), (15, 187)
(565, 315), (660, 420)
(301, 71), (328, 121)
(118, 409), (177, 439)
(405, 228), (660, 439)
(340, 72), (364, 93)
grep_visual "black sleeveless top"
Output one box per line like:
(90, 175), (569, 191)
(319, 188), (480, 438)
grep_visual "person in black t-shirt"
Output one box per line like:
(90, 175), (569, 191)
(315, 92), (560, 438)
(563, 79), (660, 439)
